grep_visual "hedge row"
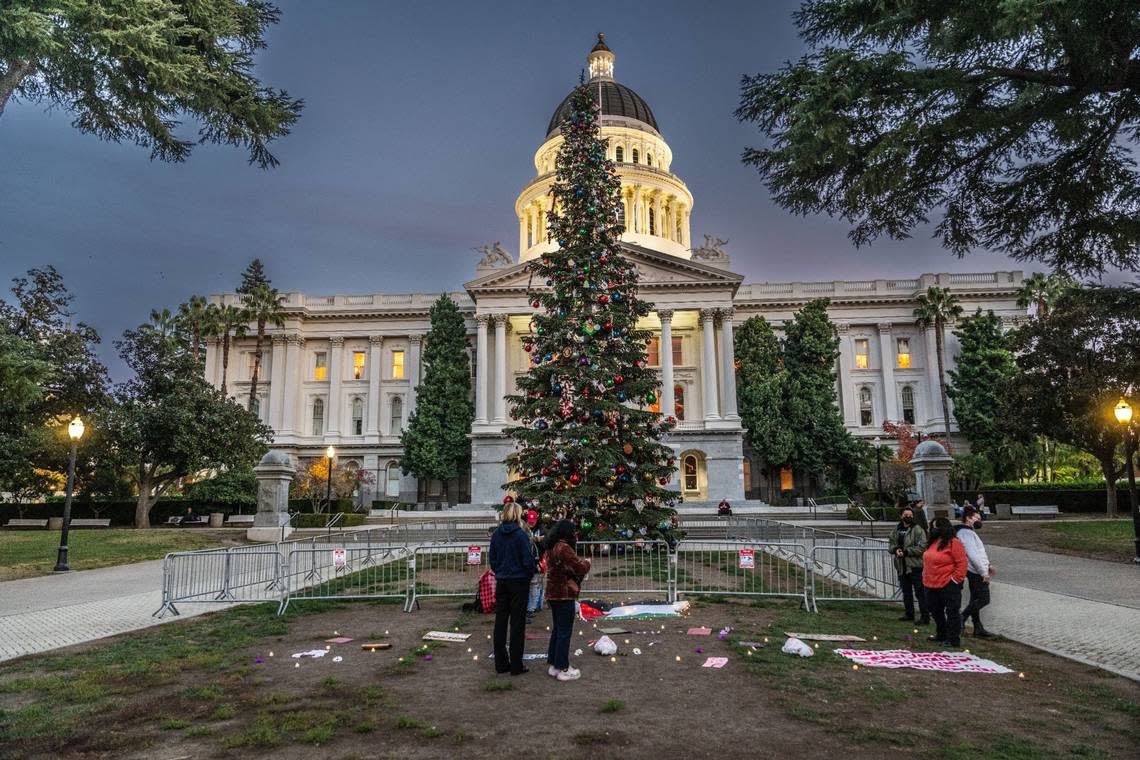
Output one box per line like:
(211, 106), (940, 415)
(951, 488), (1131, 513)
(291, 513), (367, 529)
(0, 500), (250, 527)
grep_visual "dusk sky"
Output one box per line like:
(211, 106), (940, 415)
(1, 0), (1048, 377)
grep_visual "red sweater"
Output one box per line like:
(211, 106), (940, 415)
(922, 539), (967, 589)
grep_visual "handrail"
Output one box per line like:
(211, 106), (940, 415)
(325, 511), (345, 541)
(282, 511), (300, 543)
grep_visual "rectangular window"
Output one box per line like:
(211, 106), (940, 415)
(314, 352), (327, 381)
(854, 339), (870, 369)
(896, 338), (911, 368)
(427, 479), (443, 497)
(672, 336), (682, 366)
(646, 337), (660, 367)
(392, 350), (405, 379)
(247, 353), (257, 378)
(780, 467), (794, 492)
(353, 351), (366, 380)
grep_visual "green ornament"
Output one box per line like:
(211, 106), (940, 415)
(647, 392), (657, 404)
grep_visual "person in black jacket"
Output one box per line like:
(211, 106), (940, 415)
(488, 501), (536, 675)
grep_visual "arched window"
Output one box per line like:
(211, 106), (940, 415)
(900, 386), (916, 425)
(617, 202), (625, 231)
(385, 461), (400, 497)
(312, 398), (325, 436)
(615, 146), (624, 162)
(646, 153), (652, 167)
(674, 384), (685, 421)
(632, 148), (639, 164)
(250, 397), (261, 419)
(648, 208), (655, 235)
(390, 396), (404, 434)
(351, 397), (364, 435)
(683, 455), (698, 492)
(859, 386), (873, 426)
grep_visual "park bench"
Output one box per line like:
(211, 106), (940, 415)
(3, 519), (49, 529)
(69, 519), (111, 529)
(1011, 505), (1059, 519)
(225, 514), (255, 527)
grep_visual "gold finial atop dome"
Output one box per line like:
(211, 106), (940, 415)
(588, 33), (614, 81)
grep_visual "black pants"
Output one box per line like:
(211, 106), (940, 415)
(493, 578), (530, 674)
(961, 571), (991, 631)
(898, 567), (929, 622)
(547, 600), (575, 670)
(925, 581), (963, 646)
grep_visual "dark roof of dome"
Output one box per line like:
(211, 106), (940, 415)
(546, 80), (659, 137)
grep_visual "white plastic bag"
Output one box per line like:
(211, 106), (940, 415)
(781, 637), (814, 658)
(593, 635), (617, 656)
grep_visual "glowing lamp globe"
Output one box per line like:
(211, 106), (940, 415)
(1114, 399), (1133, 425)
(326, 445), (336, 459)
(68, 416), (85, 441)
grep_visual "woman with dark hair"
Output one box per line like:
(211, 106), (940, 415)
(544, 519), (591, 681)
(922, 517), (967, 648)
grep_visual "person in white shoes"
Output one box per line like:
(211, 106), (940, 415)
(543, 520), (590, 681)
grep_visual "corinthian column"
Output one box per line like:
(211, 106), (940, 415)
(327, 336), (344, 437)
(408, 335), (422, 417)
(659, 310), (675, 420)
(700, 309), (721, 421)
(878, 323), (899, 422)
(367, 335), (383, 437)
(475, 315), (490, 425)
(268, 335), (287, 432)
(719, 308), (739, 421)
(493, 314), (509, 424)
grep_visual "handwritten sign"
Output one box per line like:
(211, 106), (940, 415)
(738, 549), (755, 569)
(467, 546), (483, 566)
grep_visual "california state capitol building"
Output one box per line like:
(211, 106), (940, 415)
(204, 36), (1025, 508)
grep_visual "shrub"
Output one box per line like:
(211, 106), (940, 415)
(290, 513), (366, 529)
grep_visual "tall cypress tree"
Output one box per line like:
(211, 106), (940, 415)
(505, 83), (678, 542)
(401, 295), (473, 499)
(238, 259), (270, 294)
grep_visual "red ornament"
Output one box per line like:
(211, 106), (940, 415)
(503, 495), (514, 504)
(524, 344), (533, 353)
(542, 467), (550, 475)
(569, 472), (582, 485)
(616, 465), (626, 474)
(614, 374), (624, 384)
(599, 294), (609, 304)
(659, 477), (668, 485)
(531, 299), (541, 308)
(599, 255), (609, 263)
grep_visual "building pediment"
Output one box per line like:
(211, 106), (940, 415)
(464, 242), (742, 298)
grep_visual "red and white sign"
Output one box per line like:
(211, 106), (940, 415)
(738, 549), (755, 569)
(835, 649), (1013, 674)
(467, 546), (483, 566)
(332, 548), (347, 569)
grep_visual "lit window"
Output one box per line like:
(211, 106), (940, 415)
(247, 353), (257, 378)
(312, 398), (325, 436)
(674, 384), (685, 421)
(386, 461), (400, 497)
(392, 350), (405, 379)
(859, 386), (873, 426)
(896, 338), (911, 368)
(353, 351), (366, 379)
(615, 146), (624, 162)
(780, 467), (794, 492)
(646, 153), (652, 167)
(671, 336), (682, 366)
(901, 386), (916, 425)
(854, 339), (869, 370)
(683, 455), (698, 492)
(314, 352), (327, 381)
(632, 149), (639, 164)
(390, 396), (403, 434)
(646, 337), (660, 367)
(352, 397), (364, 435)
(527, 225), (533, 248)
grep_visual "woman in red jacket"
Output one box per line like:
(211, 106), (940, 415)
(922, 517), (967, 648)
(544, 519), (591, 681)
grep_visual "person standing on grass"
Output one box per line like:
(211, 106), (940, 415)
(923, 517), (967, 648)
(955, 506), (995, 638)
(892, 506), (930, 625)
(544, 519), (591, 682)
(488, 502), (536, 676)
(526, 510), (546, 622)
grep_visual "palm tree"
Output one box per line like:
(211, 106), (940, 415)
(1016, 272), (1071, 319)
(204, 304), (248, 397)
(241, 284), (285, 410)
(914, 286), (963, 440)
(142, 308), (185, 353)
(177, 295), (210, 363)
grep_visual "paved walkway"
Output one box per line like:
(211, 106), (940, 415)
(0, 560), (234, 663)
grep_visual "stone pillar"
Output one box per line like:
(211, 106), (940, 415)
(719, 308), (739, 421)
(326, 336), (344, 437)
(836, 323), (857, 427)
(204, 338), (219, 390)
(268, 335), (287, 433)
(518, 215), (527, 256)
(408, 335), (422, 416)
(281, 336), (301, 435)
(248, 451), (296, 542)
(475, 315), (490, 424)
(658, 310), (675, 420)
(923, 327), (942, 427)
(493, 314), (509, 424)
(653, 193), (663, 237)
(366, 335), (383, 439)
(911, 440), (954, 521)
(700, 309), (720, 421)
(878, 323), (899, 422)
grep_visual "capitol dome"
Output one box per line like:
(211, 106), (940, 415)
(546, 80), (659, 137)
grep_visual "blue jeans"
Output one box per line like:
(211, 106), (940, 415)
(528, 574), (545, 614)
(547, 600), (575, 670)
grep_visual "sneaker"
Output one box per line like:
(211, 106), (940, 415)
(548, 666), (560, 678)
(511, 667), (529, 676)
(556, 667), (581, 681)
(897, 615), (914, 622)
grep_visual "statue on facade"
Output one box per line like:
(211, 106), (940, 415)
(474, 242), (513, 268)
(692, 235), (730, 263)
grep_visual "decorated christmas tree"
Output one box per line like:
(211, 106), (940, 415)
(504, 82), (679, 543)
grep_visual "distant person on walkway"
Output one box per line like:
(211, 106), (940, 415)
(975, 493), (987, 518)
(923, 517), (967, 648)
(488, 502), (536, 676)
(718, 499), (733, 517)
(955, 506), (995, 638)
(892, 506), (930, 625)
(544, 519), (591, 682)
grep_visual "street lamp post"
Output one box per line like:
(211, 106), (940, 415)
(53, 416), (85, 572)
(325, 445), (336, 513)
(873, 436), (884, 508)
(1113, 399), (1139, 564)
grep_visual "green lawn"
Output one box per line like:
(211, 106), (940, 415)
(0, 529), (235, 581)
(1043, 520), (1134, 558)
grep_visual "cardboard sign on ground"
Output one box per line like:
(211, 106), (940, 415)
(325, 637), (353, 644)
(598, 627), (631, 635)
(361, 642), (392, 651)
(784, 632), (866, 642)
(687, 627), (713, 636)
(422, 631), (471, 642)
(737, 640), (768, 649)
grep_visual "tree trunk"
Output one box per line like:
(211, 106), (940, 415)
(934, 322), (952, 439)
(221, 332), (231, 396)
(0, 59), (36, 118)
(1101, 459), (1119, 517)
(136, 472), (153, 529)
(249, 319), (265, 409)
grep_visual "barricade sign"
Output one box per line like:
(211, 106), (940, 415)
(467, 546), (482, 566)
(333, 549), (347, 569)
(738, 549), (755, 569)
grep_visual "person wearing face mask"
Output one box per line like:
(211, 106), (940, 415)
(955, 505), (995, 637)
(892, 505), (930, 625)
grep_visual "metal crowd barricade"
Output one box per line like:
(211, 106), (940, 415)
(278, 544), (409, 614)
(673, 540), (810, 609)
(154, 545), (284, 617)
(808, 543), (900, 611)
(574, 540), (672, 601)
(406, 542), (490, 611)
